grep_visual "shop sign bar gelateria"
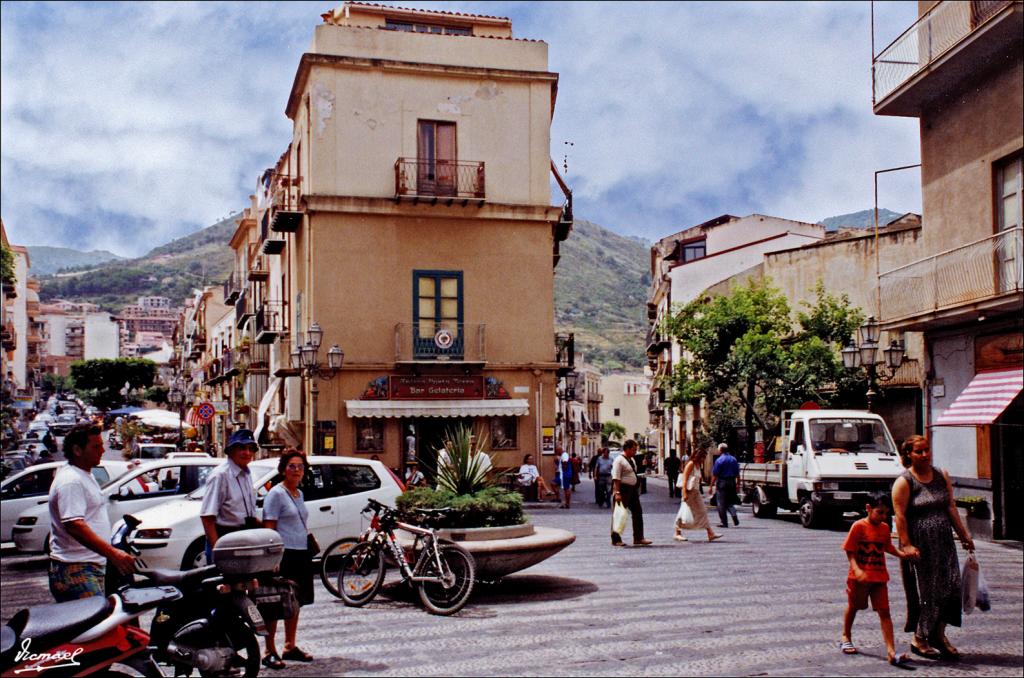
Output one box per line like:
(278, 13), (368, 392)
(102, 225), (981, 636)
(390, 376), (483, 400)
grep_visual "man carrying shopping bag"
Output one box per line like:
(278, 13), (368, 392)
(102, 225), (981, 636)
(610, 440), (651, 546)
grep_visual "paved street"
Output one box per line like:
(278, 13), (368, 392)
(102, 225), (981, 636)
(2, 476), (1021, 676)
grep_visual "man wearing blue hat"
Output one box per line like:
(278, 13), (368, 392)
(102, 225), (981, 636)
(200, 429), (260, 554)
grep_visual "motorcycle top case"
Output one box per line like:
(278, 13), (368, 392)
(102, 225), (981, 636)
(212, 528), (284, 575)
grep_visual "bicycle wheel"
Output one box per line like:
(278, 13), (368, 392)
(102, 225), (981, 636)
(414, 541), (475, 615)
(336, 541), (385, 607)
(320, 537), (358, 598)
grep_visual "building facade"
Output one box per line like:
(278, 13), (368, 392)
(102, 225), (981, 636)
(222, 3), (571, 480)
(872, 0), (1023, 540)
(599, 372), (652, 446)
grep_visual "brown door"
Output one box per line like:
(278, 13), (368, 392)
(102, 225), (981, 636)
(417, 121), (456, 196)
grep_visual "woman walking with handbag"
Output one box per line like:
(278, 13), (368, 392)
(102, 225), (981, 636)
(674, 447), (722, 543)
(261, 450), (316, 669)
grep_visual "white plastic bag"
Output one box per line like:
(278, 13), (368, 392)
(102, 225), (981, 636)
(675, 502), (696, 530)
(976, 568), (991, 612)
(962, 551), (979, 614)
(675, 473), (685, 489)
(612, 502), (630, 535)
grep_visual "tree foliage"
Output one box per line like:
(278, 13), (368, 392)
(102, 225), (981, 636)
(1, 242), (15, 288)
(69, 358), (158, 409)
(663, 279), (865, 454)
(602, 420), (627, 444)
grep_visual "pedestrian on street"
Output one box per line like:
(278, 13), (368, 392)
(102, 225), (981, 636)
(200, 429), (260, 559)
(840, 493), (914, 667)
(610, 439), (651, 546)
(261, 450), (315, 669)
(709, 442), (740, 528)
(636, 451), (648, 494)
(555, 447), (573, 508)
(892, 435), (974, 661)
(47, 424), (136, 602)
(593, 447), (613, 508)
(404, 459), (426, 488)
(570, 451), (582, 492)
(674, 447), (721, 543)
(665, 452), (681, 499)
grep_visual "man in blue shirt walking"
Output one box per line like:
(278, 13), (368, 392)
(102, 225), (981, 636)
(709, 443), (740, 528)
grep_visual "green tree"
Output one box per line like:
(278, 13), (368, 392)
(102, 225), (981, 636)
(602, 420), (627, 444)
(1, 242), (15, 289)
(70, 358), (158, 409)
(40, 373), (75, 394)
(664, 278), (865, 456)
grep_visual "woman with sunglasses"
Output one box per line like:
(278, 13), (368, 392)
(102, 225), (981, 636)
(892, 435), (974, 661)
(260, 449), (316, 669)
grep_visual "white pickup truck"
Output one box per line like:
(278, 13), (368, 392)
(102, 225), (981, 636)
(739, 409), (904, 529)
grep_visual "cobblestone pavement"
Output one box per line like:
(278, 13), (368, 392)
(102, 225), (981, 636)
(2, 477), (1021, 676)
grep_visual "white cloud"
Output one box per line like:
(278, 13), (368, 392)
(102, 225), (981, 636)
(1, 1), (923, 256)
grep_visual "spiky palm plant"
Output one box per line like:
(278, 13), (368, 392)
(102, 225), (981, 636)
(433, 424), (497, 495)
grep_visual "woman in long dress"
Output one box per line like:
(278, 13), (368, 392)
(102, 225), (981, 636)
(892, 435), (974, 660)
(674, 448), (722, 542)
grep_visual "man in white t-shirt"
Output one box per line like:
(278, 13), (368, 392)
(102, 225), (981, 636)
(610, 439), (651, 546)
(48, 425), (136, 602)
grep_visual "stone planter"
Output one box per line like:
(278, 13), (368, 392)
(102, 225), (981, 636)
(958, 508), (993, 541)
(399, 523), (575, 580)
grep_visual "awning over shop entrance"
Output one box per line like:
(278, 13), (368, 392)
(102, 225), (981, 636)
(934, 367), (1023, 426)
(345, 399), (530, 418)
(254, 377), (283, 442)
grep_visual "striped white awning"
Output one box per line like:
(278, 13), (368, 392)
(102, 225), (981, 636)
(346, 399), (529, 418)
(934, 367), (1023, 426)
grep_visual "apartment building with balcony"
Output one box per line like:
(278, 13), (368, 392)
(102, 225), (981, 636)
(2, 221), (31, 392)
(227, 2), (571, 478)
(599, 373), (652, 449)
(646, 213), (824, 459)
(872, 0), (1022, 539)
(175, 287), (233, 451)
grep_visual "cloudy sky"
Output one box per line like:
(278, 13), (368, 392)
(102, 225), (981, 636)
(1, 1), (922, 257)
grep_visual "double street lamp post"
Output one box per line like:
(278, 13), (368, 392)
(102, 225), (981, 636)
(557, 370), (578, 455)
(291, 322), (343, 453)
(842, 316), (905, 412)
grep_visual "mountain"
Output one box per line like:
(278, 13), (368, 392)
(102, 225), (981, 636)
(36, 215), (238, 312)
(555, 219), (650, 371)
(818, 208), (903, 232)
(25, 246), (125, 276)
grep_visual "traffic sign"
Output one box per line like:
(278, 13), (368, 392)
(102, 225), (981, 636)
(195, 402), (216, 423)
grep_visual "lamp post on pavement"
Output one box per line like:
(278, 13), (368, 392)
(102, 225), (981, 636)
(168, 386), (183, 449)
(557, 370), (578, 456)
(841, 316), (906, 412)
(296, 322), (344, 453)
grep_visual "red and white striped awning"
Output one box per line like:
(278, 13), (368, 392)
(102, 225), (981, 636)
(934, 367), (1023, 426)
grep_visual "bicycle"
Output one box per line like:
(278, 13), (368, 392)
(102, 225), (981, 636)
(335, 497), (476, 615)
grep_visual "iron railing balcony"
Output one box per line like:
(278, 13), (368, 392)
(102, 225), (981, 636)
(394, 322), (486, 362)
(223, 271), (241, 305)
(235, 289), (254, 330)
(878, 227), (1022, 327)
(248, 252), (268, 283)
(260, 211), (285, 255)
(270, 172), (303, 233)
(872, 0), (1019, 115)
(394, 158), (485, 203)
(255, 301), (285, 345)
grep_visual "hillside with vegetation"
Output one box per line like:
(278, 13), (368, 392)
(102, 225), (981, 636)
(24, 246), (125, 276)
(37, 215), (238, 312)
(818, 208), (903, 232)
(555, 219), (650, 371)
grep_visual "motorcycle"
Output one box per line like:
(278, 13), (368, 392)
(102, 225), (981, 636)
(1, 583), (181, 677)
(108, 515), (288, 677)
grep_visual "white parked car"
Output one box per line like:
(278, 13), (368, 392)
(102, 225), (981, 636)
(12, 457), (222, 553)
(1, 460), (132, 541)
(117, 456), (402, 570)
(133, 443), (178, 460)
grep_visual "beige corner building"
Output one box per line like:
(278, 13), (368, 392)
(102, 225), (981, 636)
(225, 3), (572, 476)
(872, 0), (1022, 539)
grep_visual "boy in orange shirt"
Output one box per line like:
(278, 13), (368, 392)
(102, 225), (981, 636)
(840, 493), (914, 667)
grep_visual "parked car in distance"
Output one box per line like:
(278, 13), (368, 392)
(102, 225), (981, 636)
(133, 443), (179, 460)
(1, 460), (132, 541)
(117, 456), (402, 570)
(164, 452), (211, 459)
(12, 457), (221, 553)
(49, 414), (79, 436)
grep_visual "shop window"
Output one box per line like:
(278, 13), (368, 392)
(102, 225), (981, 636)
(355, 419), (384, 453)
(490, 416), (518, 449)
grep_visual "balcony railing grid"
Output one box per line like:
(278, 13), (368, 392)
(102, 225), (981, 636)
(255, 301), (286, 343)
(878, 227), (1022, 321)
(873, 0), (1011, 104)
(395, 158), (485, 201)
(394, 322), (486, 361)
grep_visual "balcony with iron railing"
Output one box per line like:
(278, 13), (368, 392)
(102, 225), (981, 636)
(872, 0), (1020, 116)
(395, 158), (485, 203)
(878, 227), (1022, 329)
(223, 271), (241, 305)
(248, 250), (268, 283)
(270, 173), (303, 233)
(394, 322), (486, 362)
(260, 210), (286, 255)
(255, 301), (286, 345)
(235, 289), (254, 330)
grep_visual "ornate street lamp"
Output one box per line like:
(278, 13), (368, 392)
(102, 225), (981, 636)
(842, 316), (905, 412)
(298, 323), (343, 453)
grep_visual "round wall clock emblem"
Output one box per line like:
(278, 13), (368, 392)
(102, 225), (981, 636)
(434, 328), (454, 349)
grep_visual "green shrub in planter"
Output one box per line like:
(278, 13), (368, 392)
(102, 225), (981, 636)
(397, 486), (526, 529)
